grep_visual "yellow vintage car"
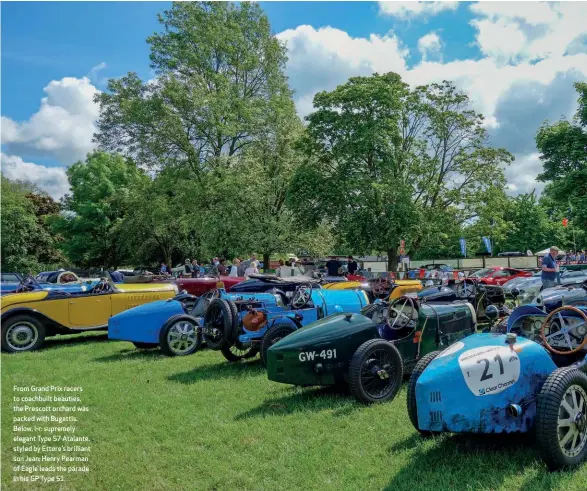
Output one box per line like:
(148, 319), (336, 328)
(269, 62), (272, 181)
(1, 279), (178, 353)
(323, 278), (422, 300)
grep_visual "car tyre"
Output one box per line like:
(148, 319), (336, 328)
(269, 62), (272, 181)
(349, 339), (403, 404)
(260, 322), (297, 367)
(407, 350), (441, 435)
(202, 299), (233, 350)
(1, 315), (46, 353)
(132, 342), (158, 349)
(221, 341), (259, 362)
(536, 368), (587, 470)
(159, 315), (202, 356)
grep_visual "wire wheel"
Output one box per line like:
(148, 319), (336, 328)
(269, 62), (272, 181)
(349, 339), (403, 404)
(221, 342), (259, 362)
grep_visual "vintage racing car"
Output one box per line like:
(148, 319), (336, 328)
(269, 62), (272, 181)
(1, 278), (178, 353)
(1, 274), (98, 296)
(267, 296), (476, 403)
(407, 304), (587, 470)
(107, 285), (369, 362)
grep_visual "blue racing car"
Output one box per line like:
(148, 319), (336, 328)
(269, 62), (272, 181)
(108, 284), (369, 363)
(408, 303), (587, 470)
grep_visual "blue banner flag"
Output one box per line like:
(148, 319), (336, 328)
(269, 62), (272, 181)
(482, 236), (492, 254)
(459, 238), (467, 257)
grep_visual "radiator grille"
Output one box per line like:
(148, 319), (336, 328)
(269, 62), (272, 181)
(430, 410), (443, 424)
(429, 391), (442, 403)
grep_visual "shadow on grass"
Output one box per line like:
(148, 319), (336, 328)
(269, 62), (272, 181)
(234, 385), (360, 420)
(384, 433), (576, 491)
(94, 348), (167, 363)
(167, 359), (266, 384)
(43, 332), (111, 350)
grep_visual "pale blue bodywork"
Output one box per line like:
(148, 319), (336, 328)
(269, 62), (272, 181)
(416, 305), (587, 434)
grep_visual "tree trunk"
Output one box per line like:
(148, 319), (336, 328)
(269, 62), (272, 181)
(263, 253), (270, 273)
(387, 248), (398, 274)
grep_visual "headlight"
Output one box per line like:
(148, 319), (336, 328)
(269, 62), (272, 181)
(172, 283), (179, 294)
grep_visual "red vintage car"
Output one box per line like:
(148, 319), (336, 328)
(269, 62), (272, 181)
(174, 275), (245, 296)
(468, 266), (532, 286)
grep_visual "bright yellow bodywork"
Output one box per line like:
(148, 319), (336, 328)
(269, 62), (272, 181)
(1, 282), (177, 331)
(323, 279), (422, 299)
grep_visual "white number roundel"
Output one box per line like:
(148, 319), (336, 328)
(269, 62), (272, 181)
(458, 346), (520, 397)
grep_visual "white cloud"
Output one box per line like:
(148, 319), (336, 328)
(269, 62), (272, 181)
(87, 62), (108, 86)
(505, 153), (545, 195)
(417, 32), (442, 60)
(1, 76), (100, 164)
(379, 1), (458, 19)
(277, 25), (408, 117)
(1, 153), (70, 199)
(470, 2), (587, 62)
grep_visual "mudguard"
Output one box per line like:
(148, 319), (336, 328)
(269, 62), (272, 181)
(108, 299), (187, 343)
(416, 333), (557, 433)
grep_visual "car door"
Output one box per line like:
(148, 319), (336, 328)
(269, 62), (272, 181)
(68, 293), (112, 327)
(492, 270), (512, 285)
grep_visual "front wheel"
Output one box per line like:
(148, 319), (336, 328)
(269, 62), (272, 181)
(536, 368), (587, 470)
(159, 315), (202, 356)
(220, 342), (259, 362)
(260, 323), (297, 366)
(407, 350), (440, 435)
(1, 315), (46, 353)
(349, 339), (403, 404)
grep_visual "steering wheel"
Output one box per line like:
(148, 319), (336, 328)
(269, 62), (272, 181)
(91, 279), (111, 294)
(540, 306), (587, 355)
(372, 277), (393, 299)
(291, 283), (313, 309)
(387, 296), (417, 330)
(16, 275), (41, 293)
(456, 279), (476, 299)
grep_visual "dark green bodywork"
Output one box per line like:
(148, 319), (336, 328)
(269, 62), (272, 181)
(267, 303), (475, 387)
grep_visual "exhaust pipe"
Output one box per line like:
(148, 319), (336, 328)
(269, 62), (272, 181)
(507, 404), (522, 418)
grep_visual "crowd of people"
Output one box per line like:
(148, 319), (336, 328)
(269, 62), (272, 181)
(564, 250), (587, 264)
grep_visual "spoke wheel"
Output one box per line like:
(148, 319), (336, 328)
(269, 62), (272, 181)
(1, 315), (46, 353)
(349, 339), (403, 404)
(159, 315), (202, 357)
(537, 368), (587, 470)
(202, 299), (234, 350)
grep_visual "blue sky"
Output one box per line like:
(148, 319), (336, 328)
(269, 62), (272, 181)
(2, 1), (586, 198)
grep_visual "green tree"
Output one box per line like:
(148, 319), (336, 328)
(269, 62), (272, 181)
(94, 1), (291, 177)
(537, 82), (587, 236)
(288, 74), (512, 270)
(52, 152), (148, 268)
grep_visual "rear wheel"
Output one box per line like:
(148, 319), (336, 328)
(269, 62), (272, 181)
(202, 299), (234, 350)
(1, 315), (46, 353)
(349, 339), (403, 404)
(159, 315), (202, 356)
(132, 342), (157, 350)
(407, 350), (441, 435)
(536, 368), (587, 470)
(260, 323), (297, 366)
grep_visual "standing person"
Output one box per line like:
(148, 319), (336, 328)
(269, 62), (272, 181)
(217, 258), (227, 275)
(245, 260), (259, 278)
(183, 259), (192, 276)
(325, 256), (342, 276)
(191, 259), (199, 278)
(275, 259), (285, 277)
(347, 256), (358, 275)
(160, 262), (168, 275)
(541, 246), (560, 290)
(580, 250), (586, 264)
(229, 258), (240, 277)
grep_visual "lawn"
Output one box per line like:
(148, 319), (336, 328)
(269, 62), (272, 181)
(2, 332), (587, 491)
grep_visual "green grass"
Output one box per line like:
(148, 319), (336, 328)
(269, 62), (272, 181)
(2, 332), (587, 491)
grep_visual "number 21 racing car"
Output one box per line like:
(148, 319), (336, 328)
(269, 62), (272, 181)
(407, 304), (587, 470)
(266, 296), (477, 404)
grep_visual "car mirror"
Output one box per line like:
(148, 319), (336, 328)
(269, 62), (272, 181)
(485, 305), (499, 320)
(511, 287), (520, 298)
